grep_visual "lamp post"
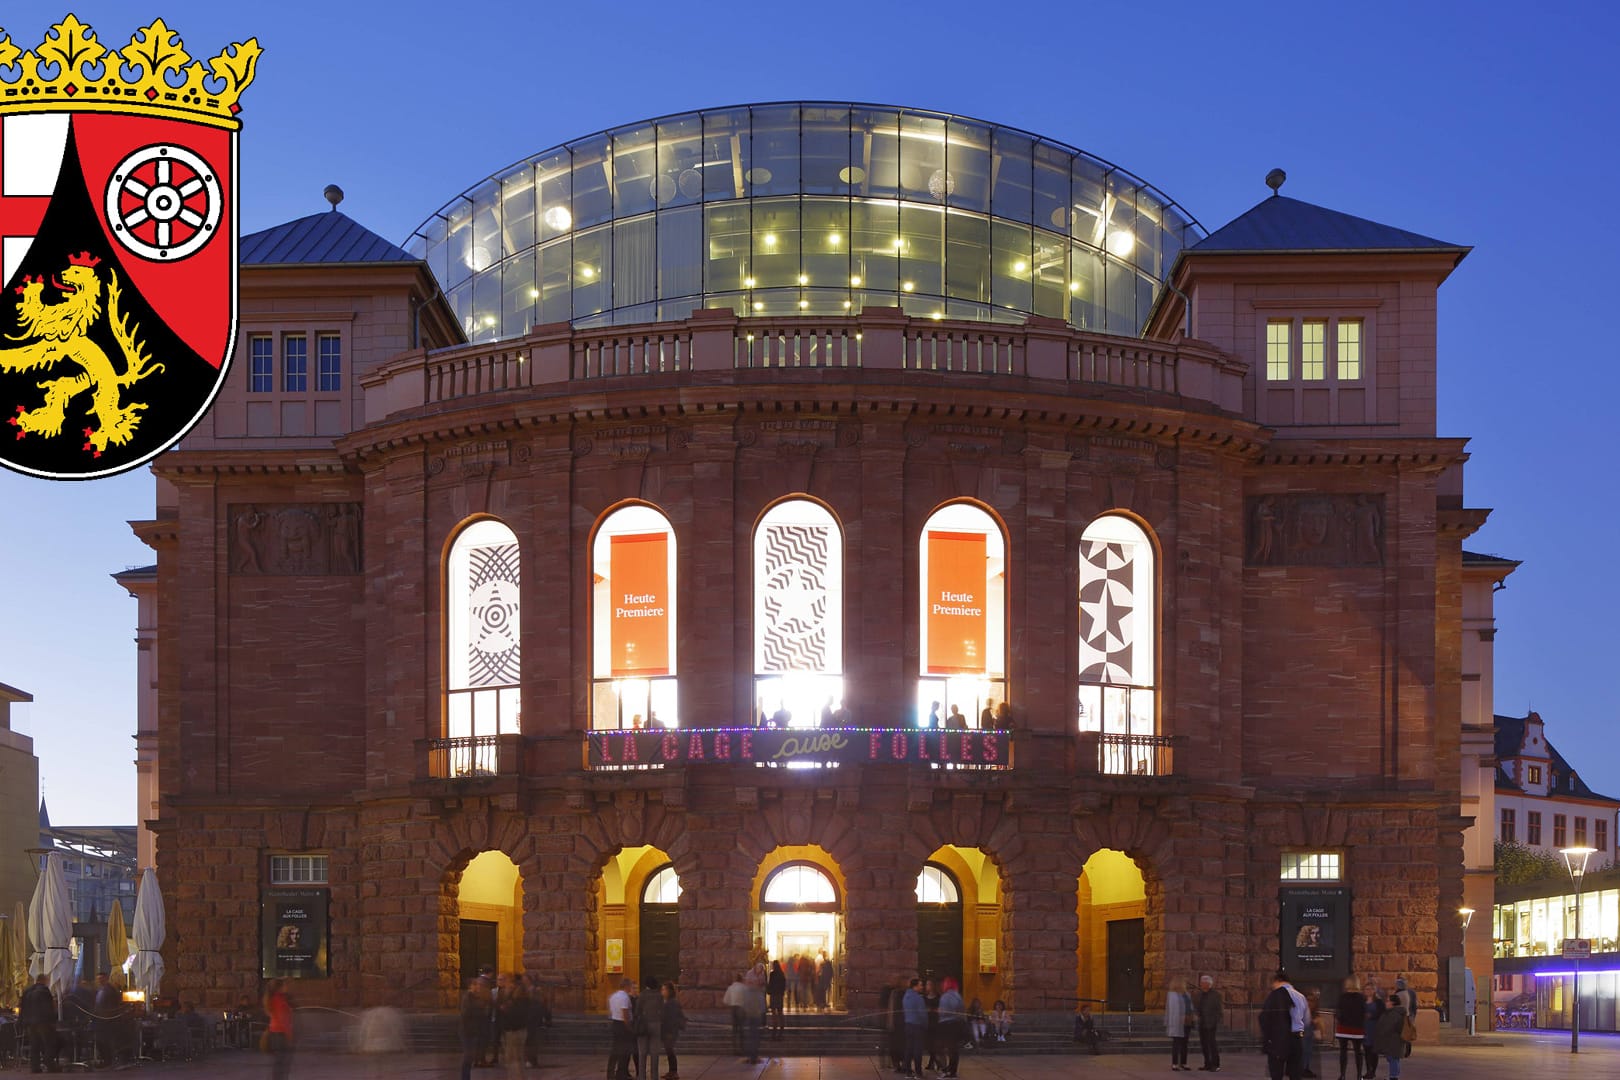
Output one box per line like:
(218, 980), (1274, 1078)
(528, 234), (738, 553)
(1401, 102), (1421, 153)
(1458, 909), (1475, 1034)
(1559, 845), (1595, 1053)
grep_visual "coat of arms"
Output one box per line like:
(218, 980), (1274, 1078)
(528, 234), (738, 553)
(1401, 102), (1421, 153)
(0, 16), (258, 479)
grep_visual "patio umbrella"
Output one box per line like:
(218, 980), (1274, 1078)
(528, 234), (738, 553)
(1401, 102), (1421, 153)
(106, 900), (130, 988)
(26, 863), (44, 978)
(129, 867), (165, 1002)
(9, 900), (26, 1000)
(38, 852), (74, 1004)
(0, 914), (15, 1009)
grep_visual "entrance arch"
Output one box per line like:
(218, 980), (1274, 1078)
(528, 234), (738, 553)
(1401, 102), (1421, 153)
(595, 845), (678, 994)
(640, 864), (681, 987)
(752, 847), (845, 1010)
(1077, 849), (1146, 1011)
(455, 850), (524, 991)
(920, 845), (1002, 1007)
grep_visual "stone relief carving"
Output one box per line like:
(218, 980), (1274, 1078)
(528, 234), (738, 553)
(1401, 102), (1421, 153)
(1246, 494), (1384, 567)
(230, 503), (362, 575)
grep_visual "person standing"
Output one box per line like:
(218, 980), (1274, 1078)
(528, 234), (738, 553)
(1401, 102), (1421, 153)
(607, 977), (635, 1080)
(722, 972), (747, 1054)
(658, 983), (685, 1080)
(740, 968), (767, 1064)
(1165, 975), (1194, 1071)
(264, 977), (295, 1080)
(980, 699), (996, 729)
(1196, 973), (1222, 1072)
(901, 978), (927, 1080)
(460, 978), (491, 1080)
(19, 974), (60, 1074)
(1361, 979), (1385, 1080)
(817, 953), (835, 1011)
(633, 975), (663, 1080)
(922, 978), (941, 1071)
(497, 974), (530, 1080)
(767, 961), (786, 1037)
(1334, 976), (1367, 1080)
(785, 954), (800, 1012)
(93, 973), (123, 1067)
(937, 978), (965, 1078)
(1302, 988), (1321, 1079)
(1260, 969), (1306, 1080)
(1392, 978), (1416, 1021)
(1369, 994), (1407, 1080)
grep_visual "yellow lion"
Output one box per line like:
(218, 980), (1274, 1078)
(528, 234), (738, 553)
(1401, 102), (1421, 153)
(3, 251), (164, 457)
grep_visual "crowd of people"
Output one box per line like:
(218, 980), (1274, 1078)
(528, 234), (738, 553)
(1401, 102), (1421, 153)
(457, 966), (555, 1080)
(878, 975), (1011, 1079)
(1258, 969), (1418, 1080)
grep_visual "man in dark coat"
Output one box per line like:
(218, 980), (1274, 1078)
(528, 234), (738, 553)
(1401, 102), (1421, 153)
(1196, 973), (1223, 1072)
(19, 974), (61, 1073)
(1259, 969), (1304, 1080)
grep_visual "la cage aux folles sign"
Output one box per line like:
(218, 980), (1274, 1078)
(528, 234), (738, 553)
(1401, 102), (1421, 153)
(587, 726), (1011, 768)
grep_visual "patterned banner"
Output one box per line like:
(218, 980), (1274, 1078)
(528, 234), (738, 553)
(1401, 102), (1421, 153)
(926, 530), (987, 674)
(757, 521), (835, 674)
(609, 532), (670, 676)
(467, 543), (520, 686)
(587, 727), (1010, 768)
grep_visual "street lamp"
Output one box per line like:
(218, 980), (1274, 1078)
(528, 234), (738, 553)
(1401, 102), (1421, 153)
(1559, 845), (1595, 1053)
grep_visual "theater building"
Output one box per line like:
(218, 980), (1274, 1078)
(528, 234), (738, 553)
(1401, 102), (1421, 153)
(131, 103), (1489, 1016)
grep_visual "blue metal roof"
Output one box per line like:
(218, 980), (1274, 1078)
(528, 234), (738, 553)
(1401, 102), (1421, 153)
(1193, 195), (1466, 255)
(241, 210), (418, 266)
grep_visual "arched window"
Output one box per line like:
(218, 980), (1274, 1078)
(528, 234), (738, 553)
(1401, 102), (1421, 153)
(917, 503), (1006, 729)
(446, 520), (521, 769)
(753, 499), (843, 730)
(642, 865), (682, 905)
(1077, 515), (1156, 772)
(915, 863), (961, 904)
(592, 504), (678, 730)
(761, 863), (839, 909)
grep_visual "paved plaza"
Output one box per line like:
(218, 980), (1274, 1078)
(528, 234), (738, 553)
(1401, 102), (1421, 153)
(29, 1033), (1613, 1079)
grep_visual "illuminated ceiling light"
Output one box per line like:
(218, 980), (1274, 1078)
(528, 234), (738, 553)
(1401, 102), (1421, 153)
(745, 167), (773, 184)
(797, 274), (809, 285)
(579, 265), (595, 279)
(798, 300), (809, 309)
(753, 301), (764, 311)
(677, 168), (704, 198)
(842, 300), (852, 309)
(927, 169), (955, 200)
(482, 315), (497, 327)
(542, 206), (572, 232)
(892, 237), (905, 250)
(763, 232), (778, 248)
(828, 232), (842, 247)
(901, 281), (915, 292)
(1106, 230), (1136, 257)
(744, 276), (756, 288)
(465, 246), (492, 272)
(849, 275), (862, 287)
(837, 165), (866, 184)
(929, 311), (943, 321)
(1013, 259), (1027, 273)
(1069, 281), (1080, 293)
(527, 287), (540, 299)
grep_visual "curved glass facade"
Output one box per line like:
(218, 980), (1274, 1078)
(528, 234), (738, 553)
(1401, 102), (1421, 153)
(409, 103), (1203, 343)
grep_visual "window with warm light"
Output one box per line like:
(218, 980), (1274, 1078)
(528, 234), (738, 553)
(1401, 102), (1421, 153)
(1337, 319), (1362, 379)
(643, 865), (681, 904)
(445, 519), (522, 757)
(1265, 321), (1290, 380)
(754, 499), (843, 730)
(592, 505), (679, 731)
(917, 503), (1006, 729)
(1527, 765), (1542, 785)
(762, 864), (837, 907)
(916, 863), (961, 904)
(1280, 852), (1342, 882)
(1259, 315), (1369, 387)
(1301, 320), (1326, 380)
(270, 854), (329, 885)
(1077, 515), (1157, 772)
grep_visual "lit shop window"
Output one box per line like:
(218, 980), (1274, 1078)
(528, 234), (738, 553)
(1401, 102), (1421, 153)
(1265, 321), (1290, 380)
(1280, 852), (1342, 882)
(445, 519), (522, 748)
(754, 499), (843, 729)
(270, 854), (329, 885)
(1077, 515), (1156, 767)
(591, 504), (678, 730)
(917, 503), (1006, 729)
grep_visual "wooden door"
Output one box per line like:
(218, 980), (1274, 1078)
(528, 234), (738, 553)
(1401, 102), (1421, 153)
(1105, 917), (1144, 1011)
(459, 919), (498, 990)
(640, 904), (680, 986)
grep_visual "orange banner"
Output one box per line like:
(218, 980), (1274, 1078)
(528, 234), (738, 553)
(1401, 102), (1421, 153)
(610, 532), (670, 676)
(926, 530), (986, 674)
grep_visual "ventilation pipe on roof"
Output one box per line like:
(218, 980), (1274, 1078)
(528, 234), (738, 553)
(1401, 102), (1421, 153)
(1165, 279), (1192, 339)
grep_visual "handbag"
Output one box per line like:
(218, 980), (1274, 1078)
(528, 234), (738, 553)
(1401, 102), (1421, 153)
(259, 1030), (270, 1053)
(1399, 1012), (1416, 1045)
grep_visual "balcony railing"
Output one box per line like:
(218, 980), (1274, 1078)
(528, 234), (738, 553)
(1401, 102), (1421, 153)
(1078, 732), (1180, 777)
(361, 309), (1246, 422)
(422, 735), (522, 779)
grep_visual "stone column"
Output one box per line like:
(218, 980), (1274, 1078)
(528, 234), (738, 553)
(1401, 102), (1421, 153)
(1001, 831), (1082, 1016)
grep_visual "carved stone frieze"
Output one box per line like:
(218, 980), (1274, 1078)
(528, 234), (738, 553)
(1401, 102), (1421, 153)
(229, 503), (362, 576)
(1246, 494), (1385, 567)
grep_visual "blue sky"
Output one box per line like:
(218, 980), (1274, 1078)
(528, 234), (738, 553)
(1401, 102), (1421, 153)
(1, 1), (1617, 824)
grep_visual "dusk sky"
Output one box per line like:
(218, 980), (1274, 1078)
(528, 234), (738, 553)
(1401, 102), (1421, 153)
(1, 1), (1616, 827)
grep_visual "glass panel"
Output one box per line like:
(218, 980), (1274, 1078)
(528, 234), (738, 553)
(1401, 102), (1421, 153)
(614, 217), (656, 311)
(1071, 158), (1108, 246)
(1104, 257), (1135, 334)
(703, 108), (746, 202)
(802, 200), (851, 296)
(1070, 241), (1104, 330)
(916, 865), (960, 904)
(764, 865), (836, 904)
(800, 105), (850, 195)
(1302, 320), (1327, 380)
(1079, 515), (1155, 689)
(472, 263), (502, 343)
(991, 128), (1034, 225)
(658, 206), (702, 302)
(1132, 187), (1164, 280)
(851, 199), (899, 294)
(1267, 322), (1291, 380)
(644, 866), (682, 904)
(749, 105), (800, 197)
(568, 137), (613, 229)
(855, 107), (901, 199)
(1104, 177), (1139, 264)
(611, 124), (658, 219)
(495, 163), (534, 259)
(657, 114), (705, 208)
(945, 119), (992, 213)
(536, 151), (572, 240)
(447, 281), (472, 339)
(443, 199), (475, 288)
(572, 224), (612, 320)
(501, 250), (538, 340)
(416, 214), (450, 289)
(899, 202), (944, 299)
(1031, 228), (1067, 320)
(705, 202), (751, 294)
(988, 218), (1031, 312)
(899, 112), (946, 203)
(538, 235), (571, 325)
(946, 211), (989, 303)
(1032, 144), (1071, 237)
(753, 197), (801, 289)
(1338, 319), (1363, 380)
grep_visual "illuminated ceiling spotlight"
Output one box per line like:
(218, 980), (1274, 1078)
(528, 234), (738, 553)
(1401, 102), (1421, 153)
(797, 274), (809, 285)
(842, 300), (852, 309)
(527, 287), (540, 299)
(837, 165), (866, 184)
(1106, 230), (1136, 257)
(798, 300), (809, 309)
(763, 232), (778, 248)
(1069, 280), (1081, 293)
(849, 275), (862, 287)
(927, 169), (955, 200)
(542, 206), (572, 232)
(753, 301), (764, 311)
(745, 167), (773, 185)
(1013, 259), (1027, 273)
(744, 276), (756, 288)
(892, 237), (906, 250)
(929, 311), (943, 321)
(901, 281), (915, 292)
(828, 232), (842, 247)
(578, 265), (596, 279)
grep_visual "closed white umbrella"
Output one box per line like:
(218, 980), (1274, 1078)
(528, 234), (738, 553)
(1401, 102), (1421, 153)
(39, 852), (74, 1004)
(26, 862), (45, 979)
(129, 867), (166, 1002)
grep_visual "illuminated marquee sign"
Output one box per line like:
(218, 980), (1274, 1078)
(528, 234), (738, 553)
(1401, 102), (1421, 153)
(926, 530), (987, 674)
(587, 727), (1011, 768)
(609, 532), (670, 676)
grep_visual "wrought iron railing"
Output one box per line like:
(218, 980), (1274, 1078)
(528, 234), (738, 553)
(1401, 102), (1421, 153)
(426, 735), (501, 779)
(1080, 732), (1178, 776)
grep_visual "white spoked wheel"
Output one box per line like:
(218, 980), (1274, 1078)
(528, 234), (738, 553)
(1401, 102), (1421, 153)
(105, 143), (222, 261)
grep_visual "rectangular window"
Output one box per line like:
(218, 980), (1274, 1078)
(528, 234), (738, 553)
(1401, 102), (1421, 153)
(1597, 820), (1609, 852)
(1265, 321), (1291, 380)
(1280, 851), (1342, 881)
(1527, 765), (1542, 785)
(317, 334), (342, 392)
(1301, 320), (1326, 380)
(283, 335), (308, 392)
(1527, 811), (1542, 846)
(249, 335), (273, 392)
(1575, 817), (1588, 847)
(1337, 319), (1362, 380)
(1501, 808), (1516, 844)
(1553, 814), (1566, 848)
(269, 854), (329, 884)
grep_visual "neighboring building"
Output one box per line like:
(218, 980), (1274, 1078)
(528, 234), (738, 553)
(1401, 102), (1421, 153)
(1493, 865), (1620, 1032)
(132, 103), (1492, 1017)
(113, 564), (160, 869)
(0, 681), (39, 931)
(37, 800), (139, 926)
(1495, 713), (1620, 864)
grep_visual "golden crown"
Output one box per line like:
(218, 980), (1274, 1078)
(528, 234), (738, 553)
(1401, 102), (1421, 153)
(0, 16), (259, 130)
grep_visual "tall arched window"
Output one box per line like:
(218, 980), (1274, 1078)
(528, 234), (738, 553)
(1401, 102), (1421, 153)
(446, 520), (522, 768)
(753, 499), (843, 729)
(917, 503), (1006, 729)
(1077, 515), (1156, 772)
(592, 504), (678, 730)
